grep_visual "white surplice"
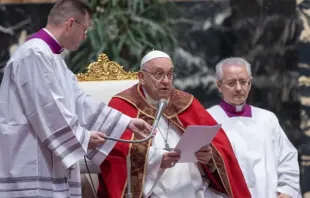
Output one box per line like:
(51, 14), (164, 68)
(207, 105), (301, 198)
(142, 90), (227, 198)
(0, 39), (131, 198)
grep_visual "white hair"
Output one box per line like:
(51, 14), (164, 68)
(140, 62), (149, 70)
(215, 57), (251, 80)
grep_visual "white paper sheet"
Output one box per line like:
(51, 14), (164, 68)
(175, 124), (221, 163)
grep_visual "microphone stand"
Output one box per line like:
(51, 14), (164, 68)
(126, 155), (132, 198)
(125, 118), (160, 198)
(125, 99), (166, 198)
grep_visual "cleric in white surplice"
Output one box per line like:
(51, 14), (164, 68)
(0, 1), (152, 198)
(207, 57), (301, 198)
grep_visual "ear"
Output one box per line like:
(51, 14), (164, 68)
(66, 18), (74, 28)
(216, 80), (222, 93)
(138, 71), (145, 85)
(64, 18), (73, 32)
(249, 77), (253, 91)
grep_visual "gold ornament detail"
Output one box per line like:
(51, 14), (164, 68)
(76, 54), (138, 81)
(299, 75), (310, 86)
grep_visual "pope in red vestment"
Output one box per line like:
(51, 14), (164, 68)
(98, 51), (251, 198)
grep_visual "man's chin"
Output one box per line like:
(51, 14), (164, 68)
(70, 46), (79, 51)
(67, 44), (80, 51)
(158, 94), (170, 100)
(233, 98), (246, 105)
(158, 89), (171, 94)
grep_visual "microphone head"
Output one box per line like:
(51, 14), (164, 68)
(153, 98), (168, 122)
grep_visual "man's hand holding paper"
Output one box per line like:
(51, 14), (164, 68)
(195, 146), (213, 164)
(175, 124), (221, 163)
(160, 149), (181, 169)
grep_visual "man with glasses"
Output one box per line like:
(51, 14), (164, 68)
(207, 57), (301, 198)
(98, 51), (252, 198)
(0, 1), (152, 197)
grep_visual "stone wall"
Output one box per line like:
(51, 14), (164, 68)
(170, 0), (302, 147)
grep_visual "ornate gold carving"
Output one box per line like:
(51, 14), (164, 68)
(76, 54), (138, 81)
(297, 0), (310, 42)
(299, 75), (310, 86)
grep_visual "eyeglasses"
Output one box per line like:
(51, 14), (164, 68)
(142, 70), (177, 80)
(66, 19), (90, 34)
(220, 78), (252, 88)
(73, 19), (90, 34)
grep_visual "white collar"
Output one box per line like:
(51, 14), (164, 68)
(224, 99), (246, 112)
(43, 28), (61, 46)
(142, 86), (158, 106)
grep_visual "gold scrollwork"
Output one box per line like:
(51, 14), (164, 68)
(76, 54), (138, 81)
(299, 75), (310, 86)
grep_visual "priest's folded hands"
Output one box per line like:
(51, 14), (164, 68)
(195, 145), (213, 164)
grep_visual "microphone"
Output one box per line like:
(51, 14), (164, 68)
(152, 98), (168, 133)
(104, 98), (168, 143)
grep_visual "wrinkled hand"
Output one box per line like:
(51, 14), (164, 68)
(127, 118), (153, 139)
(195, 145), (212, 164)
(160, 149), (181, 169)
(88, 131), (106, 149)
(277, 193), (292, 198)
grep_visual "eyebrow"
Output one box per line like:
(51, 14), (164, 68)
(152, 63), (173, 68)
(225, 77), (248, 81)
(153, 66), (173, 71)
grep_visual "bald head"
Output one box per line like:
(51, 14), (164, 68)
(47, 0), (92, 26)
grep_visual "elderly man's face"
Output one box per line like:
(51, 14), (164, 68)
(217, 65), (251, 105)
(138, 58), (174, 101)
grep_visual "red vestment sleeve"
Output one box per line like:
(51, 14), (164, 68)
(178, 98), (251, 198)
(98, 97), (137, 198)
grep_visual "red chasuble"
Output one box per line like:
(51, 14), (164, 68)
(98, 84), (251, 198)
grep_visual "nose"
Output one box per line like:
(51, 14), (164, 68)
(161, 75), (170, 84)
(235, 81), (242, 91)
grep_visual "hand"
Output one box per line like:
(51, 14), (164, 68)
(88, 131), (106, 149)
(277, 193), (292, 198)
(195, 145), (213, 164)
(160, 149), (181, 169)
(127, 118), (153, 139)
